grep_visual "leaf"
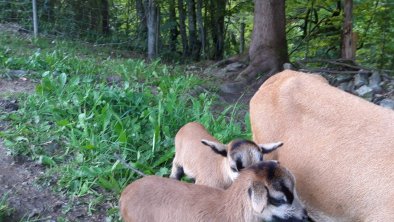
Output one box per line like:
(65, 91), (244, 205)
(155, 167), (169, 177)
(15, 136), (28, 142)
(57, 119), (70, 127)
(79, 182), (89, 196)
(152, 149), (175, 168)
(118, 130), (127, 144)
(84, 144), (95, 149)
(97, 176), (113, 190)
(59, 72), (67, 88)
(38, 155), (57, 167)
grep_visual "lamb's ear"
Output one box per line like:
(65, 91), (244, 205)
(258, 142), (283, 154)
(201, 139), (227, 157)
(248, 182), (267, 214)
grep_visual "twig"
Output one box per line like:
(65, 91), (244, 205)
(114, 154), (146, 177)
(297, 58), (369, 70)
(299, 68), (370, 74)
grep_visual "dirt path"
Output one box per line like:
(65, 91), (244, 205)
(0, 78), (111, 221)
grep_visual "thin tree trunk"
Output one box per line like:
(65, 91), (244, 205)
(209, 0), (217, 58)
(156, 6), (160, 55)
(178, 0), (189, 56)
(210, 0), (226, 60)
(341, 0), (355, 60)
(147, 0), (158, 60)
(187, 0), (199, 59)
(43, 0), (55, 22)
(239, 21), (245, 54)
(204, 0), (210, 57)
(136, 0), (147, 36)
(169, 0), (178, 51)
(101, 0), (110, 35)
(196, 0), (205, 58)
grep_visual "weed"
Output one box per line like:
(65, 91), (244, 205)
(0, 192), (13, 222)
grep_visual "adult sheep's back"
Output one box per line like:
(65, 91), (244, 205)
(250, 70), (394, 222)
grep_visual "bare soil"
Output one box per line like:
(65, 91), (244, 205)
(0, 77), (112, 222)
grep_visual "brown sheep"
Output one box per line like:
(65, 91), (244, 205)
(250, 70), (394, 221)
(170, 122), (282, 189)
(120, 161), (309, 222)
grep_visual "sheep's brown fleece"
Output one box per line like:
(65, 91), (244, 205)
(120, 161), (307, 222)
(250, 70), (394, 221)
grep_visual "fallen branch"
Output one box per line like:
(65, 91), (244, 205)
(114, 153), (146, 177)
(299, 68), (371, 74)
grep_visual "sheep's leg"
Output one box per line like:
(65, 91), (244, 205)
(170, 164), (184, 180)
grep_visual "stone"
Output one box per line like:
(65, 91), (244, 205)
(225, 62), (245, 72)
(335, 74), (353, 85)
(220, 80), (247, 94)
(354, 73), (369, 88)
(355, 85), (373, 98)
(369, 71), (382, 93)
(283, 63), (293, 70)
(338, 82), (350, 92)
(379, 99), (394, 110)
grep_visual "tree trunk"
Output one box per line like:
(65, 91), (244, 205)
(156, 6), (160, 55)
(238, 0), (288, 83)
(178, 0), (189, 56)
(196, 0), (205, 58)
(239, 21), (245, 54)
(341, 0), (355, 60)
(136, 0), (147, 37)
(43, 0), (55, 22)
(169, 0), (178, 51)
(101, 0), (110, 35)
(222, 0), (289, 93)
(147, 0), (158, 60)
(187, 0), (199, 59)
(210, 0), (226, 60)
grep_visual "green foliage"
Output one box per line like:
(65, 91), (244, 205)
(0, 32), (248, 205)
(287, 0), (394, 70)
(0, 192), (13, 221)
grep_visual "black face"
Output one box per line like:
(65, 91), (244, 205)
(265, 182), (294, 207)
(235, 158), (244, 171)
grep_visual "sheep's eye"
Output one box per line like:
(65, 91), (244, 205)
(231, 166), (238, 172)
(268, 196), (287, 207)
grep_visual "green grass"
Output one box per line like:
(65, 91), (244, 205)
(0, 32), (250, 220)
(0, 192), (13, 222)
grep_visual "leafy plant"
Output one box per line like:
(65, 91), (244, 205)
(0, 192), (13, 221)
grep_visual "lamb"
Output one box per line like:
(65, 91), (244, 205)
(170, 122), (283, 189)
(250, 70), (394, 221)
(120, 160), (309, 222)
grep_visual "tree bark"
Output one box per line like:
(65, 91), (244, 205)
(341, 0), (355, 60)
(237, 0), (288, 83)
(210, 0), (226, 60)
(101, 0), (110, 35)
(147, 0), (158, 60)
(178, 0), (189, 56)
(187, 0), (200, 59)
(239, 21), (245, 54)
(196, 0), (205, 58)
(169, 0), (178, 51)
(136, 0), (147, 36)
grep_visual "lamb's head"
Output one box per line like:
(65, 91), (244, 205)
(245, 161), (308, 222)
(201, 139), (283, 180)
